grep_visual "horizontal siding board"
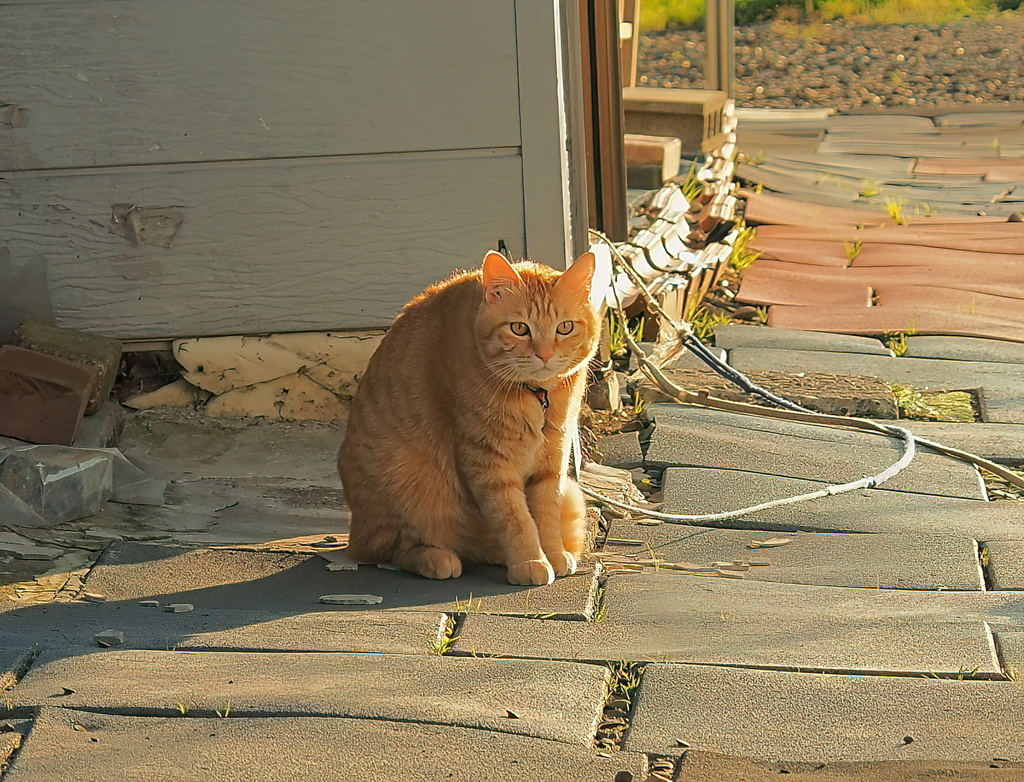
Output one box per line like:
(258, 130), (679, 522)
(0, 0), (520, 170)
(0, 150), (526, 338)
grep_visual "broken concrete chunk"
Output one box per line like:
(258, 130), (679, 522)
(163, 603), (194, 613)
(138, 600), (161, 607)
(73, 400), (127, 449)
(319, 594), (384, 605)
(80, 592), (106, 603)
(0, 445), (113, 525)
(748, 537), (793, 549)
(123, 378), (210, 411)
(0, 345), (99, 446)
(94, 630), (125, 647)
(12, 320), (121, 416)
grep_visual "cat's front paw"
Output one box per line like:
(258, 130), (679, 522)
(546, 550), (578, 577)
(507, 558), (555, 586)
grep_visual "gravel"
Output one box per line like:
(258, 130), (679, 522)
(637, 15), (1024, 109)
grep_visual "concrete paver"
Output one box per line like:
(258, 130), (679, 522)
(716, 323), (892, 358)
(603, 525), (984, 590)
(904, 336), (1024, 364)
(646, 404), (986, 500)
(454, 577), (1016, 674)
(10, 651), (608, 744)
(882, 421), (1024, 466)
(3, 709), (650, 782)
(660, 467), (1024, 537)
(80, 542), (598, 618)
(596, 431), (644, 468)
(675, 750), (1024, 781)
(727, 348), (1024, 423)
(982, 540), (1024, 590)
(626, 663), (1024, 762)
(996, 631), (1024, 675)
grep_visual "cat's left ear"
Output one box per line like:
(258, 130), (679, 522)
(555, 252), (596, 295)
(481, 250), (523, 303)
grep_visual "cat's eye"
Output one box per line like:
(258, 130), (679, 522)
(510, 321), (530, 336)
(556, 320), (574, 335)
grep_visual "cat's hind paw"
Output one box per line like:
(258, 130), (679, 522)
(507, 558), (555, 586)
(547, 550), (578, 577)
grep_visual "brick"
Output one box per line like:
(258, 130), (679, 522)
(625, 133), (682, 187)
(0, 345), (99, 446)
(12, 320), (121, 415)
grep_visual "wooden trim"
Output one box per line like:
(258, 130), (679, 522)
(579, 0), (627, 241)
(618, 0), (640, 88)
(705, 0), (736, 95)
(515, 0), (575, 267)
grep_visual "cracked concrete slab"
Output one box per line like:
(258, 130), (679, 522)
(454, 577), (1018, 673)
(646, 405), (986, 500)
(982, 540), (1024, 590)
(596, 431), (644, 468)
(727, 348), (1024, 423)
(3, 709), (650, 782)
(659, 467), (1024, 537)
(10, 651), (608, 745)
(626, 663), (1024, 762)
(675, 750), (1024, 781)
(603, 525), (984, 590)
(79, 542), (597, 618)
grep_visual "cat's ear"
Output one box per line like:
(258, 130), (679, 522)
(481, 250), (523, 303)
(555, 251), (596, 296)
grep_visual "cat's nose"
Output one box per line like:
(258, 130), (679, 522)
(535, 345), (555, 364)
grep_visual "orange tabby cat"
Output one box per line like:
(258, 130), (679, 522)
(338, 250), (599, 585)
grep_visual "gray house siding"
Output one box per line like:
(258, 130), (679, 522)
(0, 0), (579, 339)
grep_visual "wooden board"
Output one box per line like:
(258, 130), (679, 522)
(0, 0), (520, 170)
(0, 150), (526, 338)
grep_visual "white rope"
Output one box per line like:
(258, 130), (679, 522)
(583, 228), (924, 525)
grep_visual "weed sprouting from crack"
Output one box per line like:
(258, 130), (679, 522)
(594, 661), (645, 752)
(429, 613), (461, 656)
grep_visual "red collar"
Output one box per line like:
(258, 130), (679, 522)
(524, 384), (549, 410)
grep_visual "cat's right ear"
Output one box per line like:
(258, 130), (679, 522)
(481, 250), (522, 303)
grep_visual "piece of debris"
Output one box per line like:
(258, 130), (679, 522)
(79, 592), (106, 603)
(747, 558), (772, 567)
(138, 600), (160, 607)
(94, 629), (125, 647)
(748, 537), (793, 549)
(714, 568), (746, 578)
(635, 518), (663, 526)
(605, 538), (644, 546)
(504, 710), (519, 719)
(319, 594), (383, 605)
(376, 562), (401, 571)
(317, 549), (359, 571)
(163, 603), (194, 613)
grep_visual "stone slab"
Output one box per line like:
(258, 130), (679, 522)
(596, 431), (644, 469)
(713, 324), (893, 356)
(81, 543), (597, 619)
(72, 401), (126, 449)
(454, 577), (1016, 674)
(676, 750), (1024, 781)
(727, 348), (1024, 424)
(626, 663), (1024, 762)
(603, 525), (983, 590)
(4, 709), (650, 782)
(982, 540), (1024, 590)
(660, 467), (1024, 537)
(646, 404), (986, 500)
(904, 336), (1024, 364)
(879, 421), (1024, 466)
(11, 651), (607, 745)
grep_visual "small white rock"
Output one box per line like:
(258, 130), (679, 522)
(319, 594), (383, 605)
(80, 593), (106, 603)
(138, 600), (160, 607)
(163, 603), (194, 613)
